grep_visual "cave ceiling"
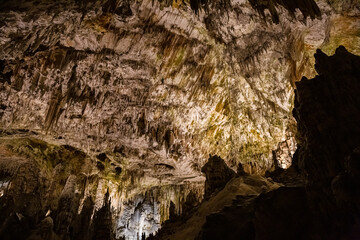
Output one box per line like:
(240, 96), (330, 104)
(0, 0), (360, 239)
(0, 0), (359, 196)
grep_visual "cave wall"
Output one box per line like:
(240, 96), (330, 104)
(293, 46), (360, 238)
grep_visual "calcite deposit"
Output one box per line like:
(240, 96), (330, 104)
(3, 0), (359, 175)
(153, 45), (360, 240)
(0, 134), (204, 239)
(0, 0), (359, 239)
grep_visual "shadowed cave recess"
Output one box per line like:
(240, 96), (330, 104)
(0, 0), (359, 239)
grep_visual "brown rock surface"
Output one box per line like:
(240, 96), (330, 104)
(0, 0), (359, 239)
(201, 155), (236, 200)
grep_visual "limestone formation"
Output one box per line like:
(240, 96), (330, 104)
(190, 46), (360, 240)
(201, 155), (235, 199)
(0, 135), (203, 239)
(0, 0), (359, 239)
(3, 0), (359, 176)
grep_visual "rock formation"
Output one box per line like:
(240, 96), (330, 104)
(2, 0), (359, 176)
(175, 46), (360, 240)
(293, 46), (360, 239)
(201, 155), (235, 199)
(0, 0), (359, 239)
(0, 135), (203, 239)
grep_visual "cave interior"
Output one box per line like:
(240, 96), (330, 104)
(0, 0), (360, 239)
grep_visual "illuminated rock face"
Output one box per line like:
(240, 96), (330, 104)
(0, 136), (204, 239)
(0, 0), (359, 239)
(2, 0), (358, 176)
(115, 183), (204, 239)
(156, 46), (360, 240)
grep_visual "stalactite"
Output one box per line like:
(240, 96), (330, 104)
(248, 0), (321, 23)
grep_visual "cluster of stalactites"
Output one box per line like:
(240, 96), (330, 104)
(248, 0), (321, 23)
(100, 0), (321, 23)
(160, 0), (321, 22)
